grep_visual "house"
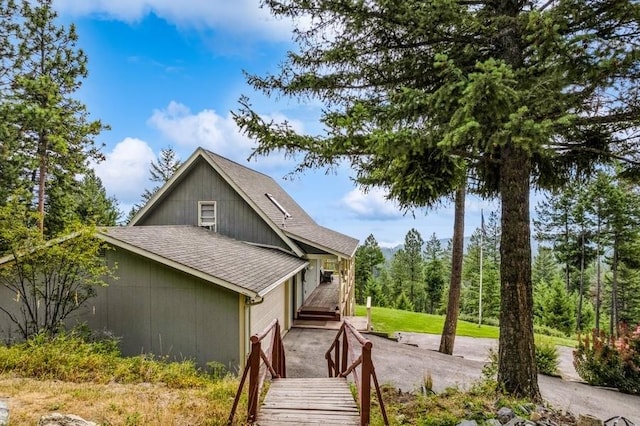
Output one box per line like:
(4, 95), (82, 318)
(78, 147), (358, 370)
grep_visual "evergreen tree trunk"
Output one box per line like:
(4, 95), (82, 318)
(439, 185), (465, 355)
(497, 143), (541, 400)
(577, 231), (585, 332)
(564, 219), (570, 291)
(595, 216), (602, 332)
(611, 241), (619, 336)
(37, 134), (47, 234)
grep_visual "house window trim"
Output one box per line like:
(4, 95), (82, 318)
(198, 201), (217, 231)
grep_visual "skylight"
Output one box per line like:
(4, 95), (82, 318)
(265, 193), (291, 219)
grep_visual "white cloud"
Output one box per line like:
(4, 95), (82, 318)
(54, 0), (296, 42)
(92, 137), (156, 205)
(340, 187), (402, 220)
(148, 101), (302, 168)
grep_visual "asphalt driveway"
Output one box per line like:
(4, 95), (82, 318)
(283, 328), (640, 424)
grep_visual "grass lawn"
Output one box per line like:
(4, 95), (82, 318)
(356, 305), (576, 347)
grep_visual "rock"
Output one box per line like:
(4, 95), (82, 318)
(504, 418), (528, 426)
(0, 400), (8, 426)
(38, 413), (97, 426)
(485, 419), (502, 426)
(577, 414), (602, 426)
(456, 421), (478, 426)
(498, 407), (516, 424)
(530, 411), (542, 422)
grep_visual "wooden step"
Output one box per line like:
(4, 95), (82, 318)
(257, 378), (359, 425)
(297, 311), (341, 322)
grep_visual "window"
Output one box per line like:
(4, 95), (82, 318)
(198, 201), (217, 231)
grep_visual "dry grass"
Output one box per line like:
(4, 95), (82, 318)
(0, 373), (245, 425)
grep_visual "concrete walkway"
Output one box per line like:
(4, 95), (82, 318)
(283, 328), (640, 424)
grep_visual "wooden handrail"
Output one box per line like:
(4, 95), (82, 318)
(228, 319), (286, 425)
(325, 320), (389, 426)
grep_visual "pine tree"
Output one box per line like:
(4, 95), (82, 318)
(403, 228), (425, 309)
(423, 233), (445, 314)
(536, 277), (576, 336)
(74, 170), (119, 226)
(235, 0), (640, 399)
(127, 147), (182, 222)
(440, 186), (465, 354)
(462, 227), (500, 322)
(532, 247), (559, 288)
(355, 234), (385, 304)
(7, 0), (106, 235)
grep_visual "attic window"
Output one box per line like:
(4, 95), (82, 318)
(198, 201), (217, 231)
(265, 193), (291, 219)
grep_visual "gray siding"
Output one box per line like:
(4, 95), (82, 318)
(75, 248), (241, 370)
(0, 284), (20, 343)
(139, 158), (289, 250)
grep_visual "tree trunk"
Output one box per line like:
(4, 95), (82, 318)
(497, 143), (541, 401)
(595, 215), (601, 332)
(37, 134), (47, 235)
(439, 185), (465, 355)
(564, 218), (570, 291)
(577, 230), (585, 332)
(610, 240), (618, 337)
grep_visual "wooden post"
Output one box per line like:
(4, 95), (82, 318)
(366, 296), (372, 332)
(361, 341), (373, 426)
(247, 337), (261, 422)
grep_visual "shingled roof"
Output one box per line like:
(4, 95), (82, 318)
(97, 226), (308, 297)
(203, 150), (359, 258)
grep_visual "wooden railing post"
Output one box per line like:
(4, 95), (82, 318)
(229, 319), (286, 425)
(341, 330), (349, 373)
(360, 342), (372, 426)
(366, 296), (372, 332)
(247, 337), (261, 422)
(325, 320), (388, 426)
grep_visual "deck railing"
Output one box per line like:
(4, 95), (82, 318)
(228, 318), (285, 425)
(325, 320), (389, 426)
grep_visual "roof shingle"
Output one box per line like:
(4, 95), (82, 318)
(99, 226), (308, 296)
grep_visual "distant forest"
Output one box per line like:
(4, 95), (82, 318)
(355, 169), (640, 337)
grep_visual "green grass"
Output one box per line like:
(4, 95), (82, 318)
(356, 305), (576, 347)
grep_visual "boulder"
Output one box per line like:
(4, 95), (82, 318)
(38, 413), (97, 426)
(0, 400), (8, 426)
(498, 407), (516, 424)
(577, 414), (603, 426)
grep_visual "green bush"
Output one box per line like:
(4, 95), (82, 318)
(533, 324), (569, 338)
(482, 339), (559, 378)
(458, 314), (500, 327)
(573, 325), (640, 395)
(535, 339), (559, 376)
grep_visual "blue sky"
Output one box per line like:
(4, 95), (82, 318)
(54, 0), (502, 248)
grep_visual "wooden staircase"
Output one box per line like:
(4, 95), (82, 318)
(297, 305), (341, 321)
(256, 378), (359, 425)
(228, 319), (388, 426)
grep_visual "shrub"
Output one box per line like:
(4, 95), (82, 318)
(533, 324), (568, 339)
(535, 339), (559, 376)
(573, 325), (640, 395)
(482, 339), (559, 378)
(0, 329), (219, 388)
(458, 314), (500, 327)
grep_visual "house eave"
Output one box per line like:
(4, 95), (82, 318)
(285, 231), (356, 259)
(257, 261), (309, 297)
